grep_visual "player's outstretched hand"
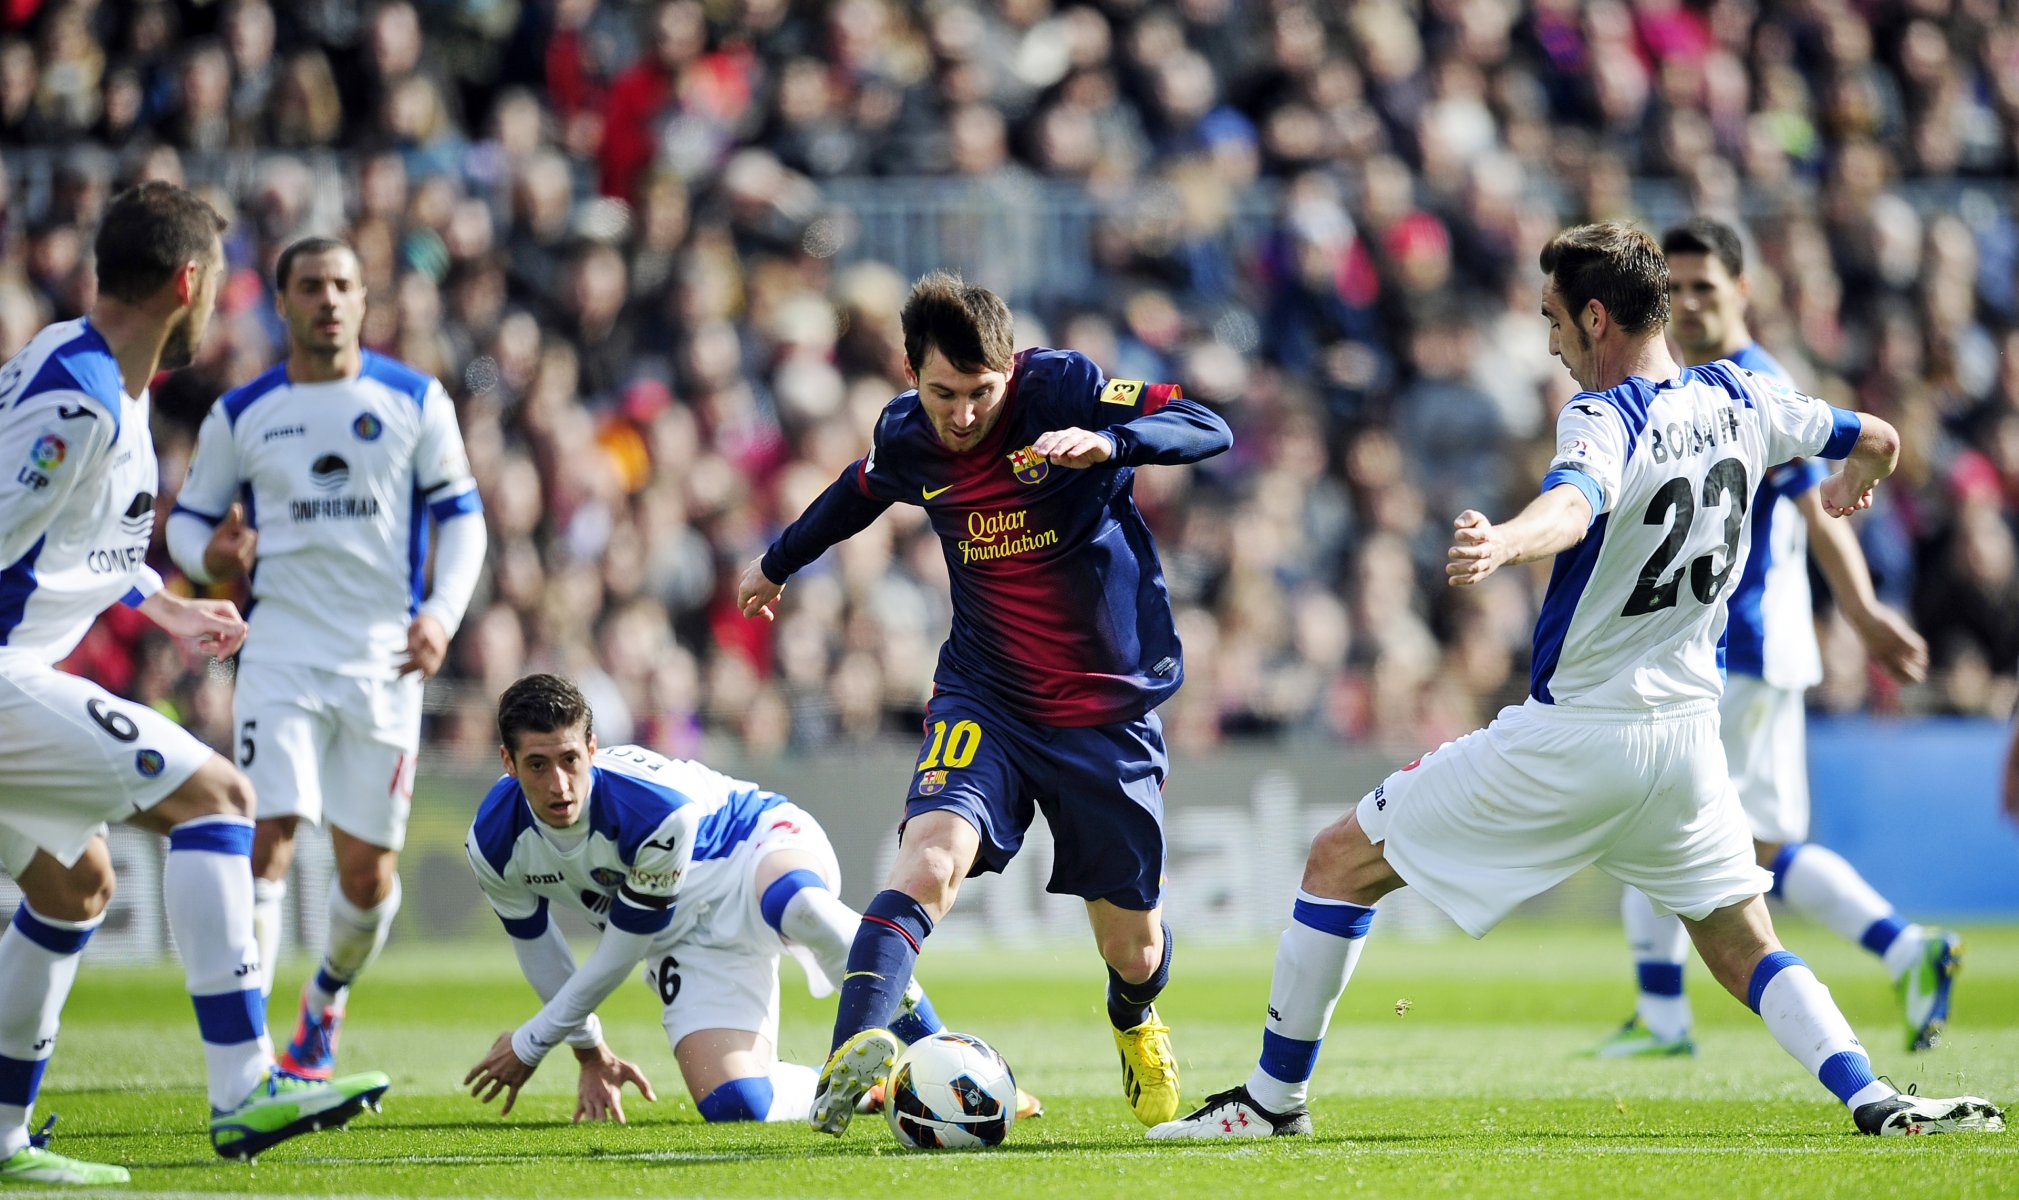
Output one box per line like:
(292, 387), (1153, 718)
(1851, 604), (1928, 684)
(736, 557), (785, 621)
(399, 613), (450, 677)
(202, 502), (257, 581)
(1032, 427), (1114, 468)
(466, 1031), (536, 1116)
(1446, 510), (1508, 587)
(138, 591), (247, 658)
(1817, 471), (1876, 516)
(573, 1043), (657, 1124)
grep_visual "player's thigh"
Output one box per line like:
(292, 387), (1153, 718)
(655, 941), (781, 1096)
(319, 674), (422, 852)
(1036, 711), (1168, 911)
(747, 802), (843, 898)
(1356, 704), (1640, 937)
(1720, 677), (1809, 845)
(1602, 710), (1772, 922)
(0, 665), (208, 868)
(232, 662), (330, 827)
(901, 694), (1036, 879)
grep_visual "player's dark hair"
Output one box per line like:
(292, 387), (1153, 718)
(1539, 223), (1669, 336)
(1660, 218), (1745, 279)
(497, 674), (594, 755)
(274, 235), (356, 292)
(93, 181), (227, 303)
(901, 270), (1014, 375)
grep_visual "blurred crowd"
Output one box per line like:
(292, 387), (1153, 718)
(4, 0), (2019, 765)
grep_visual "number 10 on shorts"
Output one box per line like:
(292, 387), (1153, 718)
(918, 720), (983, 771)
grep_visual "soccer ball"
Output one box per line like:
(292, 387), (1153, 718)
(883, 1031), (1018, 1150)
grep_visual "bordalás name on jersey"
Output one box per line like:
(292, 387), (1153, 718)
(1646, 403), (1743, 465)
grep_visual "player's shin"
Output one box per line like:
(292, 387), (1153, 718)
(309, 875), (401, 1012)
(165, 817), (275, 1109)
(0, 907), (98, 1157)
(250, 877), (287, 998)
(829, 890), (932, 1053)
(1623, 886), (1692, 1041)
(1247, 892), (1374, 1114)
(1773, 844), (1927, 973)
(1748, 951), (1895, 1110)
(1108, 921), (1174, 1032)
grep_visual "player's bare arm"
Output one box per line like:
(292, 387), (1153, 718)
(1816, 412), (1899, 517)
(1032, 427), (1115, 468)
(137, 589), (247, 657)
(199, 502), (257, 581)
(572, 1042), (657, 1125)
(1446, 484), (1595, 587)
(1796, 486), (1927, 683)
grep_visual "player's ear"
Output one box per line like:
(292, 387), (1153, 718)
(498, 743), (515, 778)
(173, 259), (201, 307)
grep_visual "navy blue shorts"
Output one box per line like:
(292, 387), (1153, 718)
(902, 682), (1168, 910)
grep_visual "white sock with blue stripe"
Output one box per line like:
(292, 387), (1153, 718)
(1771, 844), (1927, 980)
(306, 876), (401, 1014)
(1747, 950), (1895, 1110)
(1622, 886), (1691, 1041)
(166, 817), (274, 1109)
(1245, 890), (1375, 1114)
(0, 905), (100, 1158)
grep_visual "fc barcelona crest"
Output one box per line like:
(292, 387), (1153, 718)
(1007, 444), (1049, 485)
(917, 769), (948, 795)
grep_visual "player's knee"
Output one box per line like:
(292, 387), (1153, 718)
(60, 851), (116, 921)
(890, 850), (962, 911)
(1100, 933), (1161, 984)
(191, 757), (257, 821)
(337, 859), (396, 908)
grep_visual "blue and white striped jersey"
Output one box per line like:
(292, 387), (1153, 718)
(1720, 343), (1826, 690)
(171, 352), (479, 677)
(464, 745), (790, 947)
(0, 319), (163, 665)
(1530, 361), (1855, 709)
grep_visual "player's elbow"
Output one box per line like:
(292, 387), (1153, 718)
(1857, 413), (1901, 468)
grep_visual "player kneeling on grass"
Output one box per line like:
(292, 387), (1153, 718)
(461, 674), (1038, 1124)
(1151, 223), (2005, 1143)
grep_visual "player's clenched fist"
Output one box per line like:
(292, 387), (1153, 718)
(736, 556), (786, 621)
(1817, 471), (1876, 517)
(1446, 510), (1509, 587)
(201, 502), (258, 581)
(138, 590), (247, 658)
(1032, 427), (1115, 468)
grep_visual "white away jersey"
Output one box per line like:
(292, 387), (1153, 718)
(173, 353), (478, 677)
(465, 745), (791, 946)
(1529, 361), (1854, 709)
(1720, 343), (1825, 690)
(0, 319), (163, 665)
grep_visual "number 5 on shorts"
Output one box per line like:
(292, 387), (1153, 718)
(917, 719), (983, 770)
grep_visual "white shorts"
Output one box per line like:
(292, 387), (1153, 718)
(1720, 675), (1810, 845)
(1356, 698), (1770, 937)
(647, 800), (843, 1050)
(0, 660), (210, 876)
(233, 662), (421, 850)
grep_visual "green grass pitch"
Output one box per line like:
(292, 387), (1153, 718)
(27, 921), (2019, 1198)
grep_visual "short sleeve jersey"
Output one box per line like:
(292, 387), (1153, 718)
(1530, 361), (1845, 708)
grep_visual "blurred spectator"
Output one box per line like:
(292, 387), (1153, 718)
(0, 0), (2008, 764)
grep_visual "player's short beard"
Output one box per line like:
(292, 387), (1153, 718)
(158, 309), (197, 370)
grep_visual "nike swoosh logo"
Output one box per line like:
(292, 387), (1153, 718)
(922, 485), (952, 500)
(843, 970), (886, 982)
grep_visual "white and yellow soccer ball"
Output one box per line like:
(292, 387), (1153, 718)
(883, 1031), (1018, 1150)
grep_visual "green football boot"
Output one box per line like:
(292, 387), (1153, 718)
(0, 1117), (130, 1185)
(1900, 930), (1963, 1052)
(1583, 1016), (1696, 1059)
(209, 1068), (391, 1160)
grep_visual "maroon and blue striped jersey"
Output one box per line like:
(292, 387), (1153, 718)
(762, 347), (1232, 727)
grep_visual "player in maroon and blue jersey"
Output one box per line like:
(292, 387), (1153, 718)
(736, 272), (1231, 1135)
